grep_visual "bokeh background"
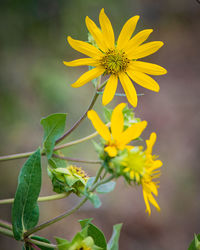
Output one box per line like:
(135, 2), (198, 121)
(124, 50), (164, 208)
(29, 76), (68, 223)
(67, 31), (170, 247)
(0, 0), (200, 249)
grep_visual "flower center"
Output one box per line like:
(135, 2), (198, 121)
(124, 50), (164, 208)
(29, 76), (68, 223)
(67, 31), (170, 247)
(100, 49), (130, 75)
(122, 150), (146, 183)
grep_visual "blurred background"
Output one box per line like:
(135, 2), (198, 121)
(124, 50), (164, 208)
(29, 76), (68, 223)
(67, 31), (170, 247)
(0, 0), (199, 249)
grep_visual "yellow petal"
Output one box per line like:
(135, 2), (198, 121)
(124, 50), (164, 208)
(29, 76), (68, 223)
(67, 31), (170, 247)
(146, 132), (157, 155)
(128, 41), (164, 59)
(111, 103), (126, 140)
(127, 67), (160, 92)
(143, 190), (151, 215)
(85, 16), (107, 52)
(104, 146), (118, 157)
(63, 58), (98, 67)
(124, 29), (153, 54)
(99, 9), (115, 49)
(129, 61), (167, 75)
(119, 121), (147, 146)
(148, 193), (160, 211)
(130, 171), (135, 179)
(67, 36), (103, 58)
(71, 67), (105, 88)
(119, 72), (138, 107)
(87, 110), (111, 141)
(117, 15), (140, 50)
(102, 75), (118, 106)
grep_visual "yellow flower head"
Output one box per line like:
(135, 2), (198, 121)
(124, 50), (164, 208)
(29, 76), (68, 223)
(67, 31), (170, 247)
(122, 132), (162, 215)
(87, 103), (147, 157)
(64, 8), (167, 107)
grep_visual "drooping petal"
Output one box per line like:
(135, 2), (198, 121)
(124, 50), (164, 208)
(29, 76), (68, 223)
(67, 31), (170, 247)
(63, 58), (98, 67)
(85, 16), (108, 52)
(127, 67), (160, 92)
(102, 75), (118, 106)
(124, 29), (153, 55)
(117, 15), (140, 50)
(146, 132), (157, 155)
(128, 61), (167, 75)
(128, 41), (164, 59)
(67, 36), (103, 58)
(87, 110), (111, 141)
(104, 146), (118, 157)
(119, 72), (138, 107)
(119, 120), (147, 146)
(143, 190), (151, 215)
(111, 103), (126, 140)
(99, 9), (115, 49)
(71, 67), (105, 88)
(148, 193), (160, 211)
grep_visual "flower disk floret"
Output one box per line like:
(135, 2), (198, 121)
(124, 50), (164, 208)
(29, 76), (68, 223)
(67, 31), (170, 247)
(64, 8), (167, 107)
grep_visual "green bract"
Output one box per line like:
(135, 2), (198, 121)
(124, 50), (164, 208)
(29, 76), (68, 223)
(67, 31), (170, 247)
(48, 165), (89, 196)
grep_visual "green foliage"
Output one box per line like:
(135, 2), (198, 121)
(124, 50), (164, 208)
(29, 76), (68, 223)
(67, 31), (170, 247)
(96, 181), (116, 194)
(87, 192), (102, 208)
(23, 236), (54, 250)
(79, 219), (107, 250)
(12, 149), (41, 240)
(107, 224), (123, 250)
(41, 113), (67, 159)
(189, 234), (200, 250)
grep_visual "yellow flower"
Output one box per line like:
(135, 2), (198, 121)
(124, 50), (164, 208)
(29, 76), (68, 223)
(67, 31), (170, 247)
(64, 8), (167, 107)
(122, 132), (162, 215)
(87, 103), (147, 157)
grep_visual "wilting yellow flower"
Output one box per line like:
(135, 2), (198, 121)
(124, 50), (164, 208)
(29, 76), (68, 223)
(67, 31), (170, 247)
(122, 132), (162, 215)
(64, 8), (167, 107)
(87, 103), (147, 157)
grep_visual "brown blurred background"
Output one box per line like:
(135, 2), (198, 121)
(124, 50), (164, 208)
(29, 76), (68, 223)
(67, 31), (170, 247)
(0, 0), (200, 249)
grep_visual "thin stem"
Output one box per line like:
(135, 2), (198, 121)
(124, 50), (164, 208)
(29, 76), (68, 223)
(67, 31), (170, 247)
(24, 172), (114, 237)
(25, 238), (57, 249)
(97, 91), (144, 97)
(24, 197), (88, 238)
(0, 220), (12, 230)
(54, 130), (99, 151)
(0, 129), (102, 163)
(0, 193), (68, 205)
(55, 90), (99, 145)
(0, 226), (13, 238)
(52, 154), (101, 164)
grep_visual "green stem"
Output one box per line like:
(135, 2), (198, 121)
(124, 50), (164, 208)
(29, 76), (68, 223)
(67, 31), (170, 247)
(24, 173), (114, 237)
(55, 90), (99, 145)
(54, 130), (99, 151)
(25, 238), (57, 249)
(52, 154), (101, 164)
(0, 220), (12, 230)
(24, 197), (88, 238)
(0, 226), (13, 238)
(0, 193), (68, 205)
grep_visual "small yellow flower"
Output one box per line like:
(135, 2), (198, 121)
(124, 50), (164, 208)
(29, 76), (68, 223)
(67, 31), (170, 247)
(87, 103), (147, 157)
(122, 132), (162, 215)
(64, 8), (167, 107)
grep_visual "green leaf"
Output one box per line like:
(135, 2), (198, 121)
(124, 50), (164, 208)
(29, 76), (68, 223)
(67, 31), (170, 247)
(79, 219), (107, 250)
(88, 193), (102, 208)
(188, 234), (200, 250)
(79, 218), (93, 229)
(87, 223), (107, 250)
(85, 177), (96, 190)
(107, 224), (122, 250)
(41, 113), (67, 159)
(55, 237), (70, 250)
(103, 106), (113, 123)
(31, 236), (53, 250)
(12, 148), (41, 240)
(96, 181), (116, 194)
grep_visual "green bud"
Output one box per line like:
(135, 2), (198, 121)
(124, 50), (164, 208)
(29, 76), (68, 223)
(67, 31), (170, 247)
(48, 165), (89, 196)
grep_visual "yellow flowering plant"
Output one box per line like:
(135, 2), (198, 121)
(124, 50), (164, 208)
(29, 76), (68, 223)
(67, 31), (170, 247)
(0, 8), (166, 249)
